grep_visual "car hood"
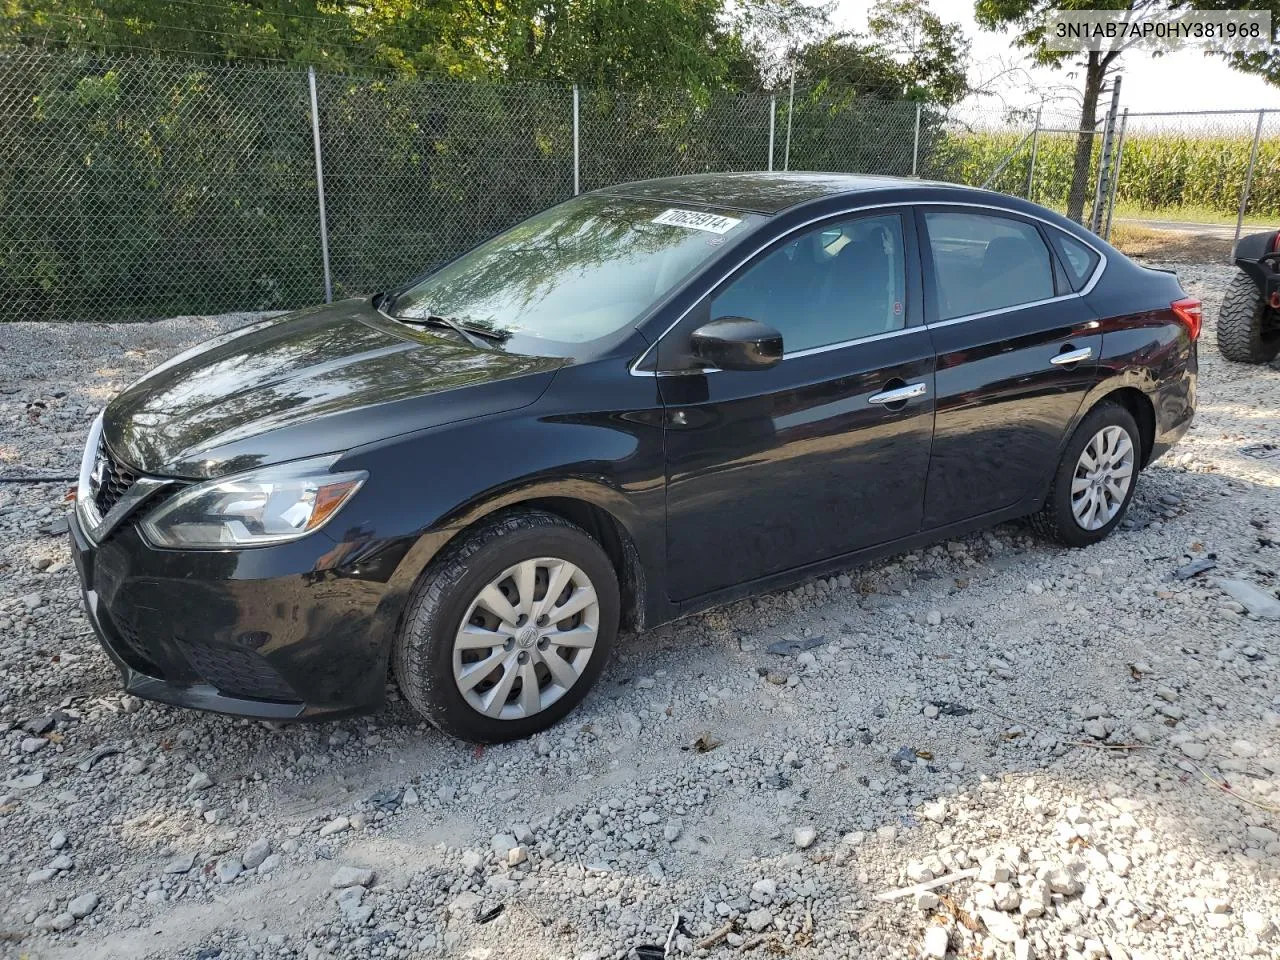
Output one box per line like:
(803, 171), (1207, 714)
(103, 299), (562, 479)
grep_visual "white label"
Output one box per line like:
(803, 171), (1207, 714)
(651, 208), (742, 234)
(1046, 10), (1270, 53)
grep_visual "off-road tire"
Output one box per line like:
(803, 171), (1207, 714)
(1031, 402), (1141, 548)
(1217, 270), (1280, 364)
(393, 510), (619, 743)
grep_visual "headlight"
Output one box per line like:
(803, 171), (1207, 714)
(76, 411), (106, 525)
(139, 456), (367, 549)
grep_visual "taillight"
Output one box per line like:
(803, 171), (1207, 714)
(1171, 297), (1202, 341)
(1271, 231), (1280, 252)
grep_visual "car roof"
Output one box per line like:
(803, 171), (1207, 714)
(598, 171), (957, 216)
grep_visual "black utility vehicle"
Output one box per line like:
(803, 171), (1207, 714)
(70, 173), (1199, 742)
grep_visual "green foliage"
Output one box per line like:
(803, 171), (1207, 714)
(5, 46), (1273, 326)
(867, 0), (970, 105)
(0, 53), (326, 321)
(1111, 133), (1280, 215)
(0, 0), (972, 323)
(793, 35), (907, 95)
(577, 86), (774, 188)
(0, 51), (960, 323)
(784, 91), (924, 174)
(7, 0), (981, 96)
(7, 0), (767, 90)
(314, 73), (575, 298)
(790, 0), (970, 107)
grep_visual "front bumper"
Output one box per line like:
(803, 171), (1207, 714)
(69, 506), (402, 720)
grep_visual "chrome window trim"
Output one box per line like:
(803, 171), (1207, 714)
(645, 325), (924, 377)
(629, 199), (1108, 377)
(925, 293), (1077, 329)
(782, 324), (922, 360)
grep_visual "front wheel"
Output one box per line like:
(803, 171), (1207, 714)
(1032, 403), (1141, 547)
(393, 510), (619, 743)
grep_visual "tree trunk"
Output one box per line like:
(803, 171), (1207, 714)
(1066, 52), (1105, 225)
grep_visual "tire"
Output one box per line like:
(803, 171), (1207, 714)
(1031, 402), (1141, 548)
(393, 510), (619, 743)
(1217, 270), (1280, 364)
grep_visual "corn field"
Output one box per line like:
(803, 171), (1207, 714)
(941, 122), (1280, 219)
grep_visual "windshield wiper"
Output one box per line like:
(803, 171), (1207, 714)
(394, 313), (509, 349)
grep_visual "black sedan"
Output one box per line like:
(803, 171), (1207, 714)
(69, 173), (1198, 742)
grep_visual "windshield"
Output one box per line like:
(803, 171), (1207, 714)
(390, 195), (758, 346)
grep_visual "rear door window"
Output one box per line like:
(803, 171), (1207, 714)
(923, 211), (1056, 321)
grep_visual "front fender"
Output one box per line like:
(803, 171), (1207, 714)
(318, 358), (669, 622)
(1232, 229), (1278, 266)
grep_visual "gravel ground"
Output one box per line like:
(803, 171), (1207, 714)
(3, 261), (1280, 960)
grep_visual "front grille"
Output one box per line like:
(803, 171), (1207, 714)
(109, 611), (165, 677)
(90, 437), (138, 516)
(183, 643), (299, 703)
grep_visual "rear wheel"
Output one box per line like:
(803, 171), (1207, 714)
(1032, 402), (1140, 548)
(1217, 270), (1280, 364)
(394, 511), (619, 743)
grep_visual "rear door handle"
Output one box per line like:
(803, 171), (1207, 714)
(868, 382), (928, 405)
(1050, 346), (1093, 366)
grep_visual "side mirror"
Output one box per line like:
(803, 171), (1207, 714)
(690, 317), (784, 372)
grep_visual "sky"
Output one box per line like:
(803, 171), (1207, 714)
(834, 0), (1280, 115)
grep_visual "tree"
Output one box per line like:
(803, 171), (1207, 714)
(789, 0), (968, 104)
(7, 0), (974, 96)
(976, 0), (1280, 223)
(492, 0), (754, 88)
(1192, 0), (1280, 84)
(793, 34), (907, 96)
(733, 0), (834, 87)
(868, 0), (971, 105)
(7, 0), (760, 88)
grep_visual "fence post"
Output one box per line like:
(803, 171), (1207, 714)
(1103, 108), (1129, 241)
(768, 95), (776, 171)
(1236, 109), (1265, 242)
(1026, 107), (1042, 200)
(572, 85), (581, 196)
(911, 103), (921, 176)
(784, 66), (795, 172)
(1090, 76), (1122, 234)
(307, 66), (333, 304)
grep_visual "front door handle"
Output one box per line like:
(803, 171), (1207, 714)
(1051, 346), (1093, 366)
(868, 382), (928, 405)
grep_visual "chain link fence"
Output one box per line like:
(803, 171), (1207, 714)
(578, 87), (773, 190)
(3, 49), (1278, 323)
(927, 107), (1106, 222)
(0, 52), (325, 322)
(314, 73), (574, 299)
(1109, 109), (1280, 234)
(946, 105), (1280, 243)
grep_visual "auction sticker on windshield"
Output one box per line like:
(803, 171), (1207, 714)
(651, 208), (743, 234)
